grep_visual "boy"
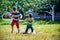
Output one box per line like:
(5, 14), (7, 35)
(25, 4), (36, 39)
(23, 14), (34, 34)
(11, 6), (21, 33)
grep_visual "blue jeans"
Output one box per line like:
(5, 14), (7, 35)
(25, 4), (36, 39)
(25, 24), (34, 33)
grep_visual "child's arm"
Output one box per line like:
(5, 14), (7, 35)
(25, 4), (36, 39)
(30, 18), (34, 24)
(32, 18), (34, 22)
(23, 18), (28, 24)
(19, 14), (22, 19)
(24, 18), (28, 22)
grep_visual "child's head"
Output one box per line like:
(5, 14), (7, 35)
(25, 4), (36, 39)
(29, 14), (33, 18)
(13, 6), (17, 11)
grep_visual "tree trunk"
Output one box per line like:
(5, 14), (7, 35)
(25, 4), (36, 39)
(52, 5), (54, 21)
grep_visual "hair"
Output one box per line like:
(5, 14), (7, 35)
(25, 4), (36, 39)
(29, 14), (33, 18)
(13, 6), (17, 11)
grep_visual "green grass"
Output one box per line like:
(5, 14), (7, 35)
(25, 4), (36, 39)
(0, 19), (60, 40)
(0, 19), (60, 25)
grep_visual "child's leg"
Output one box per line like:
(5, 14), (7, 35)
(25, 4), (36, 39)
(30, 26), (34, 33)
(11, 20), (15, 33)
(16, 21), (20, 33)
(24, 25), (29, 33)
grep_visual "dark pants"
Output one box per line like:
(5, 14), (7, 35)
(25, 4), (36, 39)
(25, 24), (34, 33)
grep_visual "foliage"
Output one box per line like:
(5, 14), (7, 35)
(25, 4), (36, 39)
(0, 19), (60, 25)
(0, 0), (60, 14)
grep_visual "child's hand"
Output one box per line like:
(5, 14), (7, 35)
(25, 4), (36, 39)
(29, 23), (32, 24)
(20, 14), (22, 19)
(23, 20), (26, 23)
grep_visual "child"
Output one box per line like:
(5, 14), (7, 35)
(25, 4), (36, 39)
(11, 6), (21, 33)
(23, 14), (34, 34)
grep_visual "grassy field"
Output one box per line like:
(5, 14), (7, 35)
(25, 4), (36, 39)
(0, 19), (60, 40)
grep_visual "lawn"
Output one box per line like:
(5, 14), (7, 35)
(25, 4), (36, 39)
(0, 19), (60, 40)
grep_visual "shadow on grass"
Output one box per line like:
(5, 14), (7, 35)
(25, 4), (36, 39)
(52, 33), (60, 40)
(56, 28), (60, 32)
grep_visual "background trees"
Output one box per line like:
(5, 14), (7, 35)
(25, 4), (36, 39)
(0, 0), (60, 18)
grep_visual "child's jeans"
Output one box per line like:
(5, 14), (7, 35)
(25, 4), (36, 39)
(25, 24), (34, 33)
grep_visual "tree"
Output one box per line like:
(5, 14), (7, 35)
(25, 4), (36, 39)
(0, 0), (60, 20)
